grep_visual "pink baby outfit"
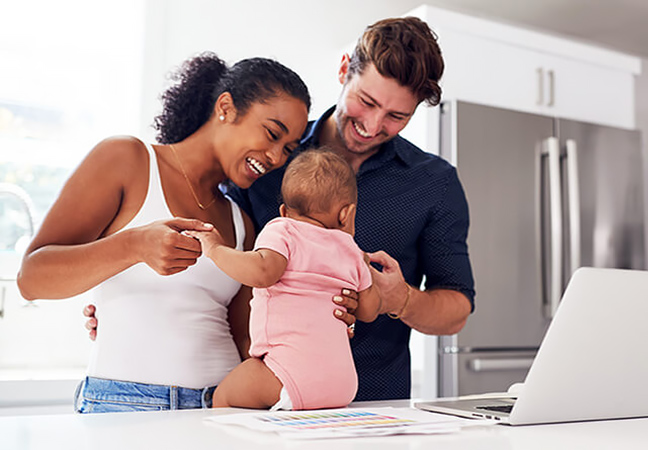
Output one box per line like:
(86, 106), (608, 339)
(249, 217), (372, 410)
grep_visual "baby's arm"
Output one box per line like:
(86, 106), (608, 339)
(353, 251), (382, 323)
(187, 230), (287, 288)
(355, 284), (381, 323)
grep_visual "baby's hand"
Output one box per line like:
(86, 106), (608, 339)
(184, 228), (225, 255)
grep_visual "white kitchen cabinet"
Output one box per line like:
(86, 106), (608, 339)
(406, 5), (640, 130)
(437, 28), (636, 128)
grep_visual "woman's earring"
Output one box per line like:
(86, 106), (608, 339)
(219, 115), (225, 122)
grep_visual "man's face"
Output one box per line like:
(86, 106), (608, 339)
(334, 58), (419, 156)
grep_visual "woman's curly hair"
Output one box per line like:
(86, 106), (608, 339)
(153, 52), (311, 144)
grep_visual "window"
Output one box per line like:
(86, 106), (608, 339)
(0, 0), (144, 383)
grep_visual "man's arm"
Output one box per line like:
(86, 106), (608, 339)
(396, 287), (471, 335)
(384, 162), (473, 335)
(368, 250), (471, 335)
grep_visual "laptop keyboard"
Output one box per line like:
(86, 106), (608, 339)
(476, 404), (514, 414)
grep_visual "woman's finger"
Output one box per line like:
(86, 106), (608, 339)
(334, 308), (356, 327)
(83, 304), (96, 317)
(333, 289), (358, 313)
(84, 317), (96, 330)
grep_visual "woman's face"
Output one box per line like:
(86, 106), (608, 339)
(220, 94), (308, 189)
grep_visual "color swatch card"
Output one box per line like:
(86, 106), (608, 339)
(204, 407), (491, 439)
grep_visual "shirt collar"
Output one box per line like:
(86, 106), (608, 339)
(300, 105), (414, 168)
(300, 106), (335, 148)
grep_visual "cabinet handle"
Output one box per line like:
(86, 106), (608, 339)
(468, 358), (535, 372)
(536, 67), (544, 105)
(547, 69), (555, 107)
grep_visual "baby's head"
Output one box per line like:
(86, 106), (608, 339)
(280, 148), (357, 232)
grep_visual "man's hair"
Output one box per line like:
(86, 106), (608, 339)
(281, 148), (357, 217)
(348, 16), (444, 106)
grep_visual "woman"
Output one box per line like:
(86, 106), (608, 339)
(16, 52), (310, 413)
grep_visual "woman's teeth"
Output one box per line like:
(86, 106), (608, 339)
(353, 121), (372, 138)
(246, 157), (267, 175)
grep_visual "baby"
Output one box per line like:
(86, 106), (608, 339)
(189, 148), (380, 410)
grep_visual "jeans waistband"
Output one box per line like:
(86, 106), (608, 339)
(79, 376), (217, 410)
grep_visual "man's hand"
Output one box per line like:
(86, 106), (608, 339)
(83, 304), (98, 341)
(333, 289), (358, 338)
(368, 250), (472, 335)
(367, 250), (409, 316)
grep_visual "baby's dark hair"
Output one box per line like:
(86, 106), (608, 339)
(281, 148), (357, 217)
(153, 52), (311, 144)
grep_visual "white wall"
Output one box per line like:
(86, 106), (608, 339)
(137, 0), (430, 141)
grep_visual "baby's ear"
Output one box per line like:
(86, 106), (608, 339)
(338, 203), (357, 236)
(279, 204), (287, 217)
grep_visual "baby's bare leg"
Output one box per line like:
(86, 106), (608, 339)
(212, 357), (282, 409)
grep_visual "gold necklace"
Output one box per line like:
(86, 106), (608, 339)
(169, 144), (216, 210)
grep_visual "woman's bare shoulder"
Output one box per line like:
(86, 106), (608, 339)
(89, 135), (148, 160)
(81, 136), (151, 177)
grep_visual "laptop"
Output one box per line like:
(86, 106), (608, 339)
(416, 267), (648, 425)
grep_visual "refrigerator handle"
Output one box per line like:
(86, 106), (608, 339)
(565, 139), (581, 274)
(542, 137), (563, 319)
(468, 358), (535, 372)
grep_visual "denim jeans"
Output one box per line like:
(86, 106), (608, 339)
(74, 377), (217, 414)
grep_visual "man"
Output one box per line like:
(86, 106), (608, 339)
(228, 17), (474, 401)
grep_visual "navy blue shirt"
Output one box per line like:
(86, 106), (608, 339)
(227, 106), (475, 401)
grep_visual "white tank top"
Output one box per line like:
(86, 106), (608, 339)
(87, 142), (244, 388)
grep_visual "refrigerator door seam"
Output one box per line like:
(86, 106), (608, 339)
(565, 139), (581, 274)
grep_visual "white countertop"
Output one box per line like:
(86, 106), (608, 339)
(3, 400), (648, 450)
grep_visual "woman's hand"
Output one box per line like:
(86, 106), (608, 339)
(333, 289), (359, 338)
(84, 304), (98, 341)
(184, 227), (225, 257)
(134, 218), (213, 275)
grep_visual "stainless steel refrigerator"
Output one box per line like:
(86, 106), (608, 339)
(438, 100), (646, 397)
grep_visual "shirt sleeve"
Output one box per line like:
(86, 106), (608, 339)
(422, 166), (476, 311)
(357, 257), (373, 292)
(350, 238), (373, 292)
(253, 219), (291, 260)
